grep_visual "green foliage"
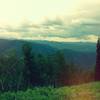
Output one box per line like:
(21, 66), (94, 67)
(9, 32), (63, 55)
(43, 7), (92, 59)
(0, 82), (100, 100)
(0, 42), (94, 92)
(22, 43), (34, 88)
(0, 49), (24, 91)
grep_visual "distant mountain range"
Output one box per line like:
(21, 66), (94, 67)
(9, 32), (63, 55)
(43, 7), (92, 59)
(0, 39), (96, 69)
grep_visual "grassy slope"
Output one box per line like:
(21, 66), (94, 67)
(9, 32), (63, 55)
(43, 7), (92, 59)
(0, 82), (100, 100)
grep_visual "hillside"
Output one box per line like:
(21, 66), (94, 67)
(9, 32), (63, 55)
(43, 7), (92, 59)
(0, 39), (96, 68)
(0, 82), (100, 100)
(33, 40), (96, 52)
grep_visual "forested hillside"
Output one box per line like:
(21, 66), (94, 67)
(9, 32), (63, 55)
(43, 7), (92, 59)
(0, 39), (96, 68)
(0, 41), (95, 92)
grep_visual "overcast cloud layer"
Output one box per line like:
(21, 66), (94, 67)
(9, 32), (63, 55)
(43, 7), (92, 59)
(0, 0), (100, 42)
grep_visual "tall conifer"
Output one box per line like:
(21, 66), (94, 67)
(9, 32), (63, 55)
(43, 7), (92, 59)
(95, 37), (100, 81)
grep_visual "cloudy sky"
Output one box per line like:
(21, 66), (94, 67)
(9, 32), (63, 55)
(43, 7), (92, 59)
(0, 0), (100, 42)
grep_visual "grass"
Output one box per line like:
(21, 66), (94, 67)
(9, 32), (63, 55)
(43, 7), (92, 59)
(0, 82), (100, 100)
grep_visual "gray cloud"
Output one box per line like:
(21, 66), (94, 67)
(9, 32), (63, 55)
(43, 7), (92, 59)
(0, 7), (100, 42)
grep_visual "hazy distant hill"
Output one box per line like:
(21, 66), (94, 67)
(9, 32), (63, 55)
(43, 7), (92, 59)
(0, 39), (96, 69)
(30, 40), (96, 68)
(32, 40), (96, 52)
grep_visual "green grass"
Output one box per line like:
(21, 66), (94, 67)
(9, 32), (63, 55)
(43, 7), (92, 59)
(0, 82), (100, 100)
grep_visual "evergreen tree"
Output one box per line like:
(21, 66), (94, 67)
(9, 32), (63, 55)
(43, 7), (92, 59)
(54, 51), (68, 86)
(35, 54), (48, 86)
(95, 37), (100, 81)
(22, 43), (34, 88)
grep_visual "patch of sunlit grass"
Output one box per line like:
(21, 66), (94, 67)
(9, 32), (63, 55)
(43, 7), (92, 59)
(56, 82), (100, 100)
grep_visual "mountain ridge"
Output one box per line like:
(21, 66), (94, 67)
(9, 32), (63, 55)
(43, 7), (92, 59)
(0, 39), (96, 69)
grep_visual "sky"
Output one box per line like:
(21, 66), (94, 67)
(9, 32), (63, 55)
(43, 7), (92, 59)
(0, 0), (100, 42)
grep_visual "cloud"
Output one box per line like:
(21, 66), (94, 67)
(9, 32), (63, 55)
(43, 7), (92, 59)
(0, 32), (21, 39)
(21, 36), (82, 42)
(0, 34), (97, 43)
(84, 35), (98, 42)
(0, 0), (100, 43)
(0, 16), (99, 43)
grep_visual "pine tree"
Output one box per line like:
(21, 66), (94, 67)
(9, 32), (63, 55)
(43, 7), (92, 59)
(22, 43), (34, 88)
(95, 37), (100, 81)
